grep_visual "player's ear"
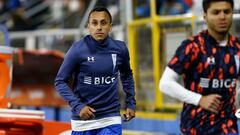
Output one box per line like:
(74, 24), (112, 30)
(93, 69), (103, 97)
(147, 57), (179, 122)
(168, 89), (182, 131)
(85, 21), (88, 28)
(87, 22), (90, 29)
(203, 13), (206, 20)
(109, 23), (112, 32)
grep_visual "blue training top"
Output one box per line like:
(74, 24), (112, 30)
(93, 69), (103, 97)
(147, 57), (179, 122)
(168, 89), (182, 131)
(55, 35), (136, 120)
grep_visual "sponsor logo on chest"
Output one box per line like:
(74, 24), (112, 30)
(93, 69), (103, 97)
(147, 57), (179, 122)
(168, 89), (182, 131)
(84, 76), (116, 85)
(200, 78), (237, 88)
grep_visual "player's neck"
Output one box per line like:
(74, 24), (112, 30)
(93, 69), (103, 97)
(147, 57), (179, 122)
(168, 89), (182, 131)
(207, 29), (228, 42)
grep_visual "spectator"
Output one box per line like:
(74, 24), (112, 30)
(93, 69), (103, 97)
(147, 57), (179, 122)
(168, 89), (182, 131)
(0, 0), (8, 14)
(61, 0), (87, 28)
(135, 0), (150, 18)
(6, 0), (34, 31)
(159, 0), (192, 15)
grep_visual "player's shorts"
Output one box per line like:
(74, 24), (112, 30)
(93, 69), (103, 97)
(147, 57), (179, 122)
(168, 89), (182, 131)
(71, 124), (122, 135)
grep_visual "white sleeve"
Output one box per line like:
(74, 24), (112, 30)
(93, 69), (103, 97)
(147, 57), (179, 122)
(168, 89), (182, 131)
(159, 66), (202, 106)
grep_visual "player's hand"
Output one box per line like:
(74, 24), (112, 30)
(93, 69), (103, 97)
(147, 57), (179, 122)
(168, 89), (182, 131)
(198, 94), (222, 114)
(123, 108), (135, 122)
(79, 106), (96, 120)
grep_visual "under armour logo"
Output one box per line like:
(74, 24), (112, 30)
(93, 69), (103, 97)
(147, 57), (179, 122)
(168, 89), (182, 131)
(207, 57), (215, 65)
(87, 57), (95, 62)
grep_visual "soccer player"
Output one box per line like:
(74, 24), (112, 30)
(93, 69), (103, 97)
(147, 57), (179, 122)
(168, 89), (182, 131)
(55, 6), (136, 135)
(159, 0), (239, 134)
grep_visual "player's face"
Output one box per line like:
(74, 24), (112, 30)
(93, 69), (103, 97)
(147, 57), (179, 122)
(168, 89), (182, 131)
(88, 11), (112, 42)
(204, 2), (233, 36)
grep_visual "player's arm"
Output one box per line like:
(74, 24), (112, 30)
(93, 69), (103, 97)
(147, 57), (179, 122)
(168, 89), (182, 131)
(120, 43), (136, 121)
(55, 43), (86, 116)
(159, 67), (202, 105)
(159, 67), (221, 113)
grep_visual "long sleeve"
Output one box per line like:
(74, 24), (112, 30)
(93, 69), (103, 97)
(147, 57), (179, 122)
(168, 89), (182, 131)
(120, 45), (136, 110)
(54, 43), (85, 115)
(159, 66), (202, 106)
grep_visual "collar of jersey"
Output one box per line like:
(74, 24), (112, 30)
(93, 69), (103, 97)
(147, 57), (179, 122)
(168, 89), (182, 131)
(202, 30), (234, 48)
(89, 35), (109, 48)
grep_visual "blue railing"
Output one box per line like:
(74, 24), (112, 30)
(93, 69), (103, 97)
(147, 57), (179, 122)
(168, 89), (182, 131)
(0, 24), (10, 46)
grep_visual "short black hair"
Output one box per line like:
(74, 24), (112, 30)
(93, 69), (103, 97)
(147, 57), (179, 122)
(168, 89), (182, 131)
(203, 0), (234, 13)
(87, 6), (112, 24)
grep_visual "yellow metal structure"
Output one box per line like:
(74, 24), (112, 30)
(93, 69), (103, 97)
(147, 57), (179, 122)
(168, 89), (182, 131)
(128, 0), (196, 110)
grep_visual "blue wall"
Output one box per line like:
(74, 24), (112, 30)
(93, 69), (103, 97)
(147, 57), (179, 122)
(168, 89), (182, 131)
(24, 107), (240, 134)
(122, 118), (180, 134)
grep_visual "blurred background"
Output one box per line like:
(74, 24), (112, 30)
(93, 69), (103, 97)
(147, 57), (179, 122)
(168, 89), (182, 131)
(0, 0), (240, 134)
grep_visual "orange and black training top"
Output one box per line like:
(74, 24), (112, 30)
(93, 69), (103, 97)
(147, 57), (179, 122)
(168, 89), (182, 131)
(168, 30), (240, 135)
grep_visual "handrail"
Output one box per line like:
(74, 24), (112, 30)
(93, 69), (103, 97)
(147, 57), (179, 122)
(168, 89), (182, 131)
(79, 0), (97, 29)
(0, 25), (10, 46)
(0, 1), (49, 27)
(9, 25), (123, 39)
(9, 25), (124, 50)
(25, 1), (49, 18)
(9, 29), (81, 39)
